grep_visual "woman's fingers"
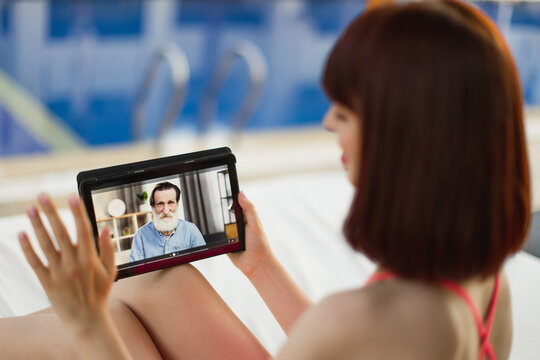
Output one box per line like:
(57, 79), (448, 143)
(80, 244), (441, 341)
(26, 194), (99, 273)
(68, 195), (95, 259)
(238, 191), (253, 221)
(238, 191), (262, 228)
(99, 227), (117, 281)
(18, 231), (50, 287)
(37, 193), (79, 267)
(37, 193), (73, 257)
(26, 205), (60, 265)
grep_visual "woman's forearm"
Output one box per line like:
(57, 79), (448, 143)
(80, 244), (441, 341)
(247, 253), (313, 334)
(233, 192), (312, 334)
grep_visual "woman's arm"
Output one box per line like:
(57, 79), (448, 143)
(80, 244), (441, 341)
(19, 193), (133, 360)
(229, 192), (313, 334)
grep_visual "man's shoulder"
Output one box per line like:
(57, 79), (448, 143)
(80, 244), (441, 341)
(136, 221), (156, 234)
(176, 219), (195, 228)
(175, 219), (203, 236)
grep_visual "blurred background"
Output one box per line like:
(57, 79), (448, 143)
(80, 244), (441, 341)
(0, 0), (539, 155)
(0, 0), (352, 154)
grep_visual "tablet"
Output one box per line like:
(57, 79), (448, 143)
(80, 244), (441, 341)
(77, 147), (244, 280)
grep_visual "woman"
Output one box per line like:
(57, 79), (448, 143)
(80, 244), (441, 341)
(11, 1), (529, 359)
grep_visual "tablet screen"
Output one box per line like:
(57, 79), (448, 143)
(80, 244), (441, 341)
(78, 148), (244, 279)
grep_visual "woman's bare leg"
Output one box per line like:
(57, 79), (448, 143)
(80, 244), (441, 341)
(110, 264), (270, 360)
(0, 300), (161, 360)
(0, 264), (269, 360)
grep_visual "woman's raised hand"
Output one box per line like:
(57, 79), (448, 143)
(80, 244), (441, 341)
(18, 193), (117, 337)
(228, 191), (274, 279)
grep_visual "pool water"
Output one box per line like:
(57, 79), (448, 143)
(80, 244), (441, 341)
(0, 1), (539, 155)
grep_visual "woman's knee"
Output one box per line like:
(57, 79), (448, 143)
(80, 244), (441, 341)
(107, 299), (162, 360)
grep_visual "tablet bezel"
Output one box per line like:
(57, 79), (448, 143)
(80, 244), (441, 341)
(77, 147), (244, 280)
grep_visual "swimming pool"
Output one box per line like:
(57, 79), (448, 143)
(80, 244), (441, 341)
(0, 0), (539, 155)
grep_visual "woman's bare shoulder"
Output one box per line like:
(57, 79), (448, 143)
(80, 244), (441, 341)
(275, 289), (378, 360)
(276, 283), (460, 360)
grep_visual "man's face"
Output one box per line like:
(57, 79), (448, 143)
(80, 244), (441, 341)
(152, 188), (179, 233)
(153, 188), (178, 216)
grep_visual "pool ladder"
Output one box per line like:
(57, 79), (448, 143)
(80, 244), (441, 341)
(131, 41), (267, 151)
(198, 41), (267, 137)
(131, 43), (190, 148)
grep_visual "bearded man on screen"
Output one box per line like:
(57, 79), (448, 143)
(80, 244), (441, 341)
(129, 182), (206, 262)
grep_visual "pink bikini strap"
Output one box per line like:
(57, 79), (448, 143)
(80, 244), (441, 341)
(364, 271), (396, 286)
(440, 274), (500, 360)
(365, 271), (500, 360)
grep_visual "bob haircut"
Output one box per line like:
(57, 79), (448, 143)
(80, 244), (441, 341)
(323, 0), (530, 282)
(149, 181), (181, 207)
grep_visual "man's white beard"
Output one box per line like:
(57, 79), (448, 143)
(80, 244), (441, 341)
(153, 209), (179, 233)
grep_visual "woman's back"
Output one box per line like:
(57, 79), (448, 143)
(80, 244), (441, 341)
(277, 273), (511, 360)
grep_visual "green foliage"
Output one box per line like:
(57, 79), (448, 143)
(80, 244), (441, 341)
(137, 191), (148, 203)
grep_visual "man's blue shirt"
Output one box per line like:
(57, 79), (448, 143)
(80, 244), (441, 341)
(129, 219), (205, 262)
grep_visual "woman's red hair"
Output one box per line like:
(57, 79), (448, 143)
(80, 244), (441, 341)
(323, 0), (530, 282)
